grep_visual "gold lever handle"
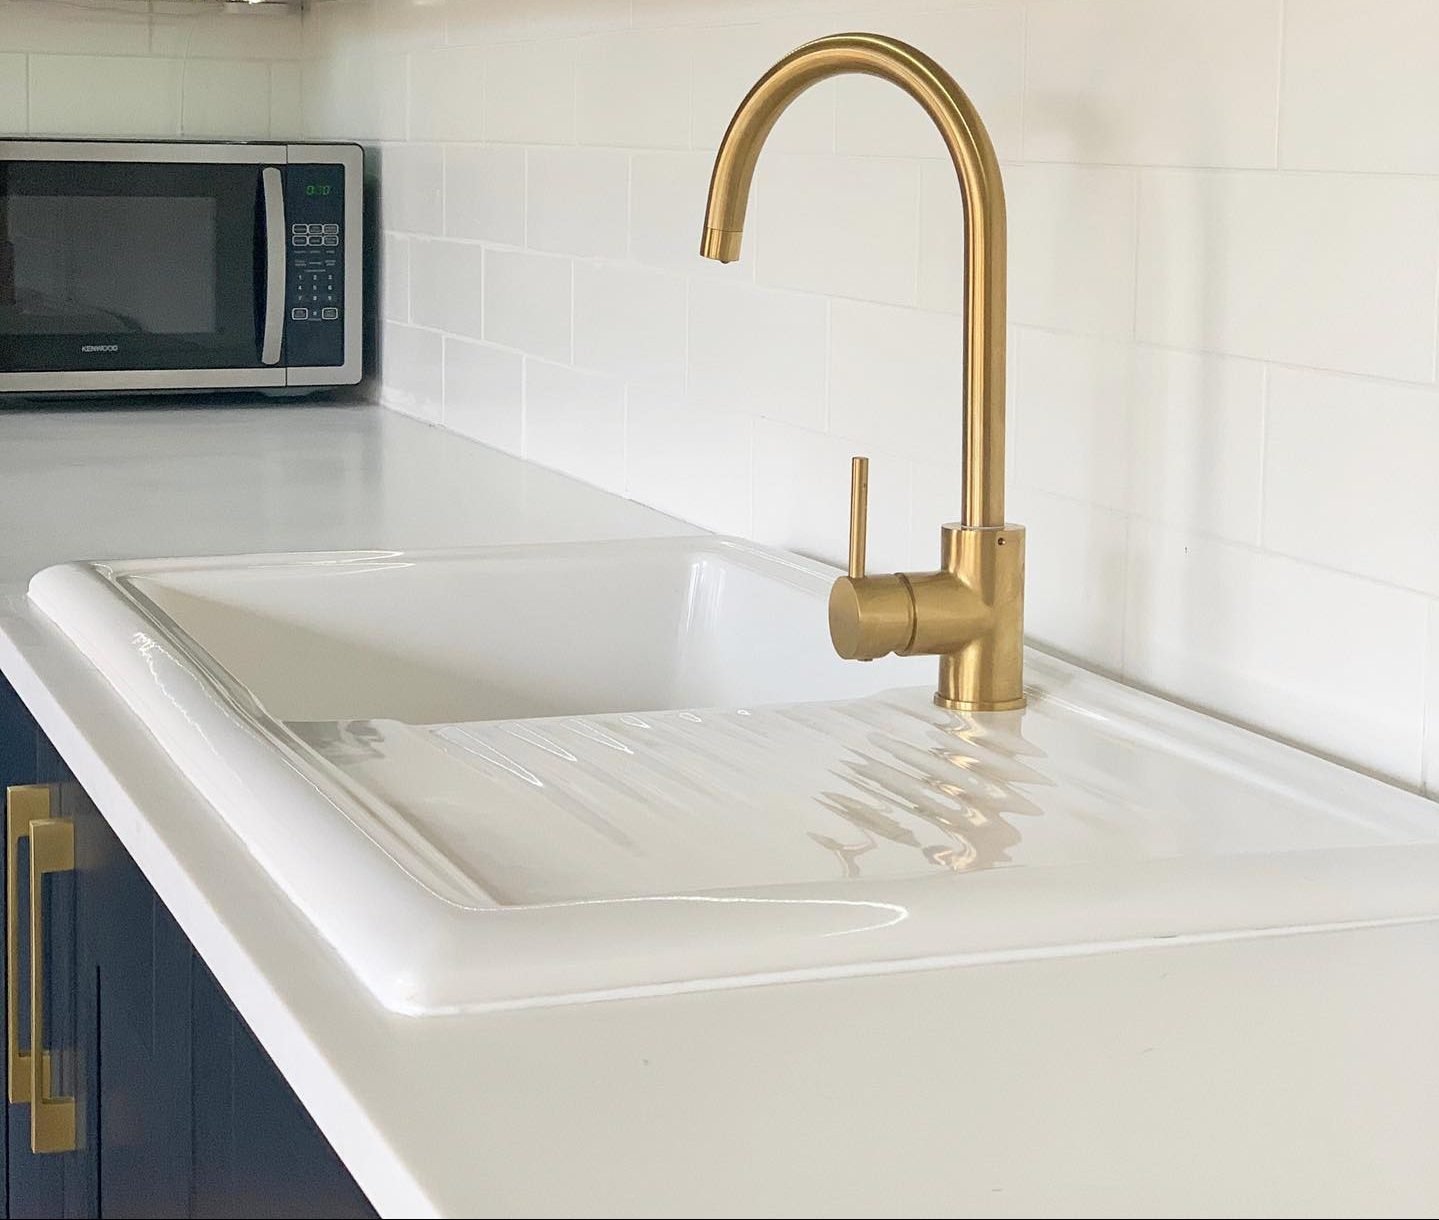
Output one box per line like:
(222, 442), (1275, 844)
(6, 785), (48, 1105)
(28, 812), (75, 1154)
(848, 455), (868, 579)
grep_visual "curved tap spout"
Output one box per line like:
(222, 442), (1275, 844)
(700, 32), (1007, 528)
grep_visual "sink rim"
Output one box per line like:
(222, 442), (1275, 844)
(28, 536), (1439, 1017)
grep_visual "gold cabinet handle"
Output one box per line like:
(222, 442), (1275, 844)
(6, 785), (49, 1105)
(28, 813), (75, 1154)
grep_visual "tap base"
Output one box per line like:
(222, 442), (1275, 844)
(934, 691), (1027, 714)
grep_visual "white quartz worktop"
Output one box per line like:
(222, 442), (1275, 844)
(5, 401), (1439, 1218)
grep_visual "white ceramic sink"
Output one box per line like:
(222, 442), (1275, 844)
(29, 536), (1439, 1015)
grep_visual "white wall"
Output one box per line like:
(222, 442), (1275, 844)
(302, 0), (1438, 795)
(0, 0), (303, 138)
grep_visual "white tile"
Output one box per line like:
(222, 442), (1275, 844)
(1425, 604), (1439, 797)
(1263, 367), (1439, 597)
(1025, 0), (1281, 167)
(572, 262), (687, 381)
(0, 0), (150, 55)
(0, 54), (25, 132)
(484, 37), (577, 145)
(302, 31), (407, 143)
(410, 45), (486, 142)
(689, 19), (836, 154)
(1282, 0), (1439, 173)
(626, 380), (754, 536)
(1004, 483), (1128, 672)
(447, 0), (631, 45)
(445, 145), (525, 246)
(834, 5), (1026, 162)
(269, 62), (303, 140)
(483, 249), (572, 363)
(151, 3), (305, 59)
(382, 233), (410, 324)
(378, 143), (443, 236)
(181, 60), (271, 140)
(753, 153), (919, 306)
(687, 279), (827, 429)
(374, 0), (449, 54)
(410, 240), (485, 340)
(29, 55), (182, 138)
(523, 359), (626, 490)
(752, 421), (912, 575)
(828, 301), (964, 465)
(1124, 522), (1428, 785)
(1012, 329), (1131, 512)
(576, 28), (691, 149)
(1137, 170), (1439, 381)
(526, 148), (629, 259)
(1127, 346), (1264, 544)
(380, 322), (444, 423)
(1003, 163), (1138, 336)
(630, 151), (749, 277)
(443, 337), (524, 455)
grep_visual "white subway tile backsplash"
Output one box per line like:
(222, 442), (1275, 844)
(1127, 346), (1265, 544)
(1025, 0), (1281, 168)
(30, 54), (182, 136)
(576, 28), (692, 149)
(482, 249), (572, 362)
(443, 338), (525, 454)
(687, 279), (827, 428)
(445, 145), (526, 245)
(1136, 170), (1439, 381)
(0, 53), (26, 131)
(1012, 328), (1131, 511)
(1282, 0), (1439, 174)
(411, 240), (486, 340)
(626, 381), (754, 536)
(380, 322), (444, 422)
(753, 153), (919, 305)
(526, 148), (629, 259)
(1007, 163), (1139, 337)
(410, 45), (486, 142)
(1263, 368), (1439, 597)
(0, 0), (150, 57)
(828, 300), (963, 465)
(484, 37), (577, 145)
(447, 0), (631, 46)
(269, 62), (303, 139)
(572, 262), (687, 381)
(378, 143), (444, 235)
(382, 234), (411, 324)
(1008, 484), (1129, 672)
(181, 59), (271, 139)
(524, 359), (627, 487)
(1124, 522), (1428, 783)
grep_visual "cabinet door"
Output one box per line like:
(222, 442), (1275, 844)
(67, 785), (191, 1219)
(1, 678), (75, 1220)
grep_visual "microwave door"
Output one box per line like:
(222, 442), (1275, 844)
(0, 159), (276, 380)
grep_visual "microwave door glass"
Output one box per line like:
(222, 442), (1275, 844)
(0, 161), (269, 374)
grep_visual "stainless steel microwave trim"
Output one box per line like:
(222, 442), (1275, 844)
(259, 167), (286, 367)
(0, 141), (284, 165)
(0, 140), (364, 395)
(0, 368), (288, 393)
(284, 143), (363, 388)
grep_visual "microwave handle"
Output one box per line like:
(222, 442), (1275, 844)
(260, 167), (286, 366)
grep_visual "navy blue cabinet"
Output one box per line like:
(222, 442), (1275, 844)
(1, 676), (374, 1219)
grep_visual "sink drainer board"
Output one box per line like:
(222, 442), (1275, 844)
(28, 537), (1439, 1015)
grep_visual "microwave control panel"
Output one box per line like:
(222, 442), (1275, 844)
(283, 163), (347, 367)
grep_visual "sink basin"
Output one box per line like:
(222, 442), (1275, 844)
(29, 536), (1439, 1015)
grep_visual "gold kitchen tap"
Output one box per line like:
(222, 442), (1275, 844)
(699, 32), (1025, 712)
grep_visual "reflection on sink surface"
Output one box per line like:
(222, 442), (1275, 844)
(28, 537), (1439, 1016)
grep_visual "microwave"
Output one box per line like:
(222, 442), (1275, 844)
(0, 140), (363, 397)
